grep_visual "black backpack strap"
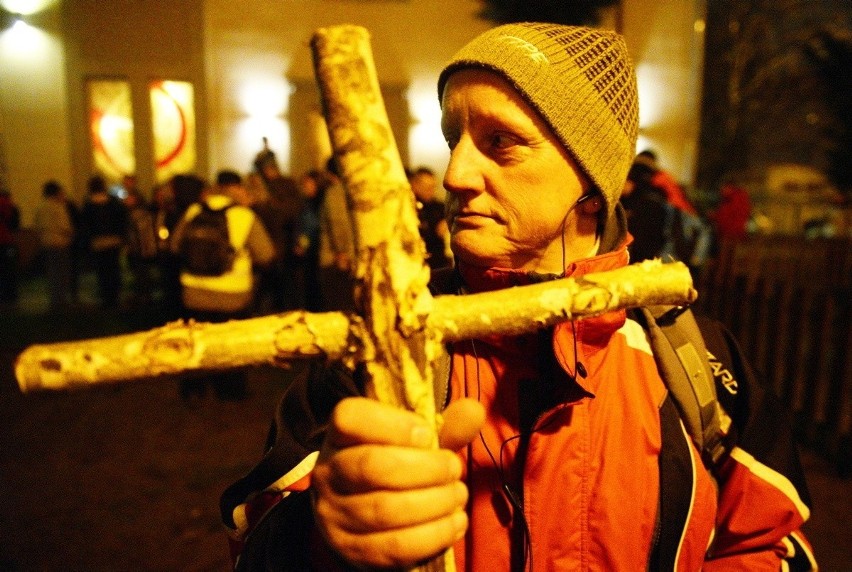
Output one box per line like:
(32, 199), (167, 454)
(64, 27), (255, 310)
(640, 305), (726, 466)
(649, 393), (697, 570)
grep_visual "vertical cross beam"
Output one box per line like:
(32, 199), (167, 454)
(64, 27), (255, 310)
(311, 24), (450, 571)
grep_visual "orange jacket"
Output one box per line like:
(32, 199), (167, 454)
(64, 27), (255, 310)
(447, 247), (812, 570)
(221, 243), (815, 571)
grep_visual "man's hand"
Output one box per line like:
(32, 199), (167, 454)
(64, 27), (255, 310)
(311, 397), (484, 569)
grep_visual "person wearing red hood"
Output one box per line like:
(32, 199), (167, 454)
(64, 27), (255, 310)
(712, 180), (752, 244)
(222, 23), (815, 572)
(634, 149), (699, 217)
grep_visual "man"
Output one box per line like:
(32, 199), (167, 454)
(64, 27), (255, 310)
(222, 24), (815, 570)
(253, 143), (304, 312)
(34, 181), (75, 309)
(171, 170), (274, 401)
(81, 175), (128, 308)
(634, 149), (698, 216)
(123, 184), (158, 307)
(632, 150), (712, 275)
(622, 161), (670, 263)
(711, 179), (752, 245)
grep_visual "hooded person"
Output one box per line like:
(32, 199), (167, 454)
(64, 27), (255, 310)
(221, 23), (815, 572)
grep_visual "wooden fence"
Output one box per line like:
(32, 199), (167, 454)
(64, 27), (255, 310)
(695, 236), (851, 475)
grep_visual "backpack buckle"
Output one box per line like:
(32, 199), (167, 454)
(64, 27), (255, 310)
(657, 305), (691, 326)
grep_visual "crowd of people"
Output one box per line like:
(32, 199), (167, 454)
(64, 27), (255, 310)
(11, 155), (453, 321)
(0, 132), (462, 406)
(622, 148), (750, 280)
(0, 140), (461, 402)
(1, 145), (752, 321)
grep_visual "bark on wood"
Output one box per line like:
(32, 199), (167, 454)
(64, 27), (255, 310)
(15, 261), (696, 392)
(16, 261), (696, 391)
(429, 258), (696, 340)
(15, 311), (356, 392)
(312, 25), (451, 571)
(312, 23), (441, 417)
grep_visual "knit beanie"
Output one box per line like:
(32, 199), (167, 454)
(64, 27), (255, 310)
(438, 23), (639, 220)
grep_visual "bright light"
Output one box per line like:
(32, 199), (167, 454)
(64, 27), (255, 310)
(0, 13), (52, 61)
(9, 16), (26, 32)
(231, 75), (292, 173)
(233, 116), (290, 174)
(406, 84), (449, 183)
(635, 62), (666, 131)
(99, 113), (133, 139)
(6, 16), (35, 38)
(636, 134), (656, 155)
(96, 113), (135, 175)
(407, 85), (442, 127)
(1, 0), (56, 16)
(237, 77), (292, 118)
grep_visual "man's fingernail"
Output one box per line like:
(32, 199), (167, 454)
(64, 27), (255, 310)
(452, 510), (468, 540)
(410, 424), (433, 447)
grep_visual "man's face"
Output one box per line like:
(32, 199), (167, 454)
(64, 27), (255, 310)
(300, 176), (318, 199)
(262, 163), (279, 180)
(440, 68), (591, 273)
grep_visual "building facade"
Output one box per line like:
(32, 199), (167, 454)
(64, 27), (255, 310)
(0, 0), (706, 226)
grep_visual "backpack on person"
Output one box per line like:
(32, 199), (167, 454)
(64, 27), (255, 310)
(179, 203), (236, 276)
(636, 305), (729, 467)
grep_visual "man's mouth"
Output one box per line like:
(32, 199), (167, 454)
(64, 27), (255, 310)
(452, 211), (495, 229)
(451, 205), (504, 226)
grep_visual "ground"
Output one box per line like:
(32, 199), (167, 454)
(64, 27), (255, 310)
(0, 282), (300, 571)
(1, 341), (298, 571)
(0, 278), (849, 570)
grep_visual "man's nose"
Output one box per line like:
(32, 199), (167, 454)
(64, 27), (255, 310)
(443, 139), (483, 196)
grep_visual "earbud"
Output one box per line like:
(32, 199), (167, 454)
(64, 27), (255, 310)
(577, 193), (603, 215)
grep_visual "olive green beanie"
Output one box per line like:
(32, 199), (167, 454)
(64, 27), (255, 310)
(438, 22), (639, 219)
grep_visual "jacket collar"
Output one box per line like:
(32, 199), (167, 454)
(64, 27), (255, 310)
(454, 234), (629, 289)
(205, 194), (235, 210)
(453, 241), (630, 396)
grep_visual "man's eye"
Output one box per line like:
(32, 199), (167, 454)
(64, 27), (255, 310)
(490, 132), (516, 149)
(441, 120), (459, 149)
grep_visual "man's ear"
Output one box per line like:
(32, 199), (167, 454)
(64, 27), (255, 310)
(578, 194), (603, 216)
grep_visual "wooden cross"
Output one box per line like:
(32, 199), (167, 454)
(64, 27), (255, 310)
(15, 25), (696, 572)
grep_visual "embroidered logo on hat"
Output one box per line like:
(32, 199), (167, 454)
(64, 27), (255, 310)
(498, 35), (549, 64)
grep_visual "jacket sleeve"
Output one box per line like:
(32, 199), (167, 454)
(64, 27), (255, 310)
(245, 215), (276, 267)
(220, 361), (364, 570)
(696, 315), (817, 571)
(168, 207), (193, 255)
